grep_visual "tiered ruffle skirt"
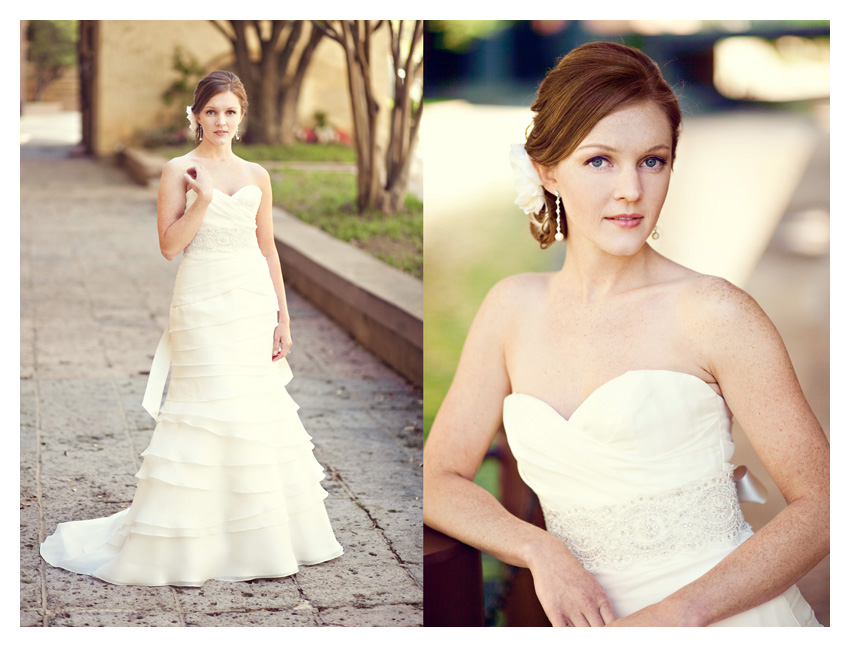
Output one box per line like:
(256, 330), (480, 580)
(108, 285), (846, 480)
(41, 248), (343, 586)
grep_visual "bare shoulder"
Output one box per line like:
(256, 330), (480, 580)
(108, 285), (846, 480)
(484, 272), (549, 312)
(158, 155), (197, 197)
(166, 151), (200, 170)
(467, 273), (550, 347)
(243, 159), (271, 187)
(679, 273), (769, 329)
(675, 273), (784, 377)
(161, 154), (194, 179)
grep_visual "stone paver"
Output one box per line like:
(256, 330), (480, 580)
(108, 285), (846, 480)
(20, 146), (423, 627)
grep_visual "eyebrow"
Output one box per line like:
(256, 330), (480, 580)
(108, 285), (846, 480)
(576, 143), (671, 153)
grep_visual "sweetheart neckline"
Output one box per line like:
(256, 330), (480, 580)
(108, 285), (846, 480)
(185, 185), (261, 198)
(505, 369), (724, 424)
(215, 185), (261, 198)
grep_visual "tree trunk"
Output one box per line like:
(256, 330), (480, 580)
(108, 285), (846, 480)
(316, 20), (422, 215)
(338, 21), (382, 213)
(383, 21), (424, 215)
(256, 34), (280, 143)
(278, 90), (299, 145)
(211, 20), (322, 146)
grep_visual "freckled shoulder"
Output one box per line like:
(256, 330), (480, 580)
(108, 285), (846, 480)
(677, 273), (778, 368)
(682, 274), (766, 322)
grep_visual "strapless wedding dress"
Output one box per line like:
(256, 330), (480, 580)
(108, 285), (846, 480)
(503, 369), (820, 626)
(40, 185), (343, 586)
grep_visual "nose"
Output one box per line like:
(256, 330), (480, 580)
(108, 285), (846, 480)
(615, 168), (641, 203)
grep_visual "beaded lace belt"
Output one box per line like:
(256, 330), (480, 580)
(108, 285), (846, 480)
(185, 227), (257, 254)
(541, 471), (751, 573)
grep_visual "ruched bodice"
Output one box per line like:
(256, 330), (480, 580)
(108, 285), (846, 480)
(502, 369), (820, 626)
(504, 370), (733, 510)
(183, 186), (262, 256)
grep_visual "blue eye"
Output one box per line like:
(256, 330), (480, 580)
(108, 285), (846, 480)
(643, 156), (666, 169)
(586, 156), (608, 168)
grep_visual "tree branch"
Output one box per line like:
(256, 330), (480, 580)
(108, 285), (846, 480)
(311, 20), (342, 44)
(276, 20), (301, 77)
(209, 20), (236, 46)
(291, 23), (324, 90)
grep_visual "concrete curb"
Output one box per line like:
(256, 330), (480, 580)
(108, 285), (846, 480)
(273, 213), (422, 386)
(119, 147), (423, 386)
(118, 146), (164, 185)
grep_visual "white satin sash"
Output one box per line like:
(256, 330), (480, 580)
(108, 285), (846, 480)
(142, 329), (172, 420)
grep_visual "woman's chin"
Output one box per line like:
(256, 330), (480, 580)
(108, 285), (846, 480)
(597, 237), (651, 258)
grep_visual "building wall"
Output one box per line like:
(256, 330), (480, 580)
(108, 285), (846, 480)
(96, 21), (229, 155)
(94, 20), (390, 157)
(300, 37), (357, 138)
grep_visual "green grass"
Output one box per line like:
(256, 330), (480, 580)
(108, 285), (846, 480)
(270, 168), (422, 279)
(239, 142), (356, 163)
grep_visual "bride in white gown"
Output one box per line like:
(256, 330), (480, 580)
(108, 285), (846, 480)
(41, 71), (343, 586)
(423, 42), (828, 626)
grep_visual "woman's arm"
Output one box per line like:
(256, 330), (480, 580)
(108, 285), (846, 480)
(424, 277), (616, 627)
(253, 165), (291, 361)
(612, 277), (829, 626)
(157, 159), (213, 260)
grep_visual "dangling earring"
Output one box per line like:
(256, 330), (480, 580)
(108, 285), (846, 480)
(554, 191), (564, 242)
(198, 125), (203, 142)
(235, 126), (240, 142)
(651, 226), (660, 240)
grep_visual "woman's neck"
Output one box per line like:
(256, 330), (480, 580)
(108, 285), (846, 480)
(193, 140), (235, 162)
(558, 238), (658, 304)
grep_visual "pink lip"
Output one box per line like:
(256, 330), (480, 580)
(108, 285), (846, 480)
(605, 214), (643, 229)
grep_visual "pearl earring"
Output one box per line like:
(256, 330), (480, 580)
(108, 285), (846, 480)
(554, 191), (564, 242)
(651, 226), (660, 240)
(235, 126), (240, 142)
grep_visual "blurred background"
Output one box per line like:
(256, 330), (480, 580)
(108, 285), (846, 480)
(421, 20), (829, 626)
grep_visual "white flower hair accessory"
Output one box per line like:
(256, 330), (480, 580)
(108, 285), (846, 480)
(509, 143), (545, 215)
(186, 106), (197, 135)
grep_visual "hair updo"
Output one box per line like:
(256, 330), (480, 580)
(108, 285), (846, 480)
(190, 70), (249, 144)
(524, 42), (682, 248)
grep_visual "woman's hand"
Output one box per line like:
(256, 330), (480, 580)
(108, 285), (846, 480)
(528, 541), (617, 627)
(157, 159), (213, 260)
(184, 164), (213, 202)
(272, 321), (292, 362)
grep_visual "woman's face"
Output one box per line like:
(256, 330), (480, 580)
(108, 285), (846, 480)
(196, 91), (243, 144)
(538, 101), (673, 256)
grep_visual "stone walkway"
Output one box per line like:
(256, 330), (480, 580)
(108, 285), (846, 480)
(19, 150), (423, 627)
